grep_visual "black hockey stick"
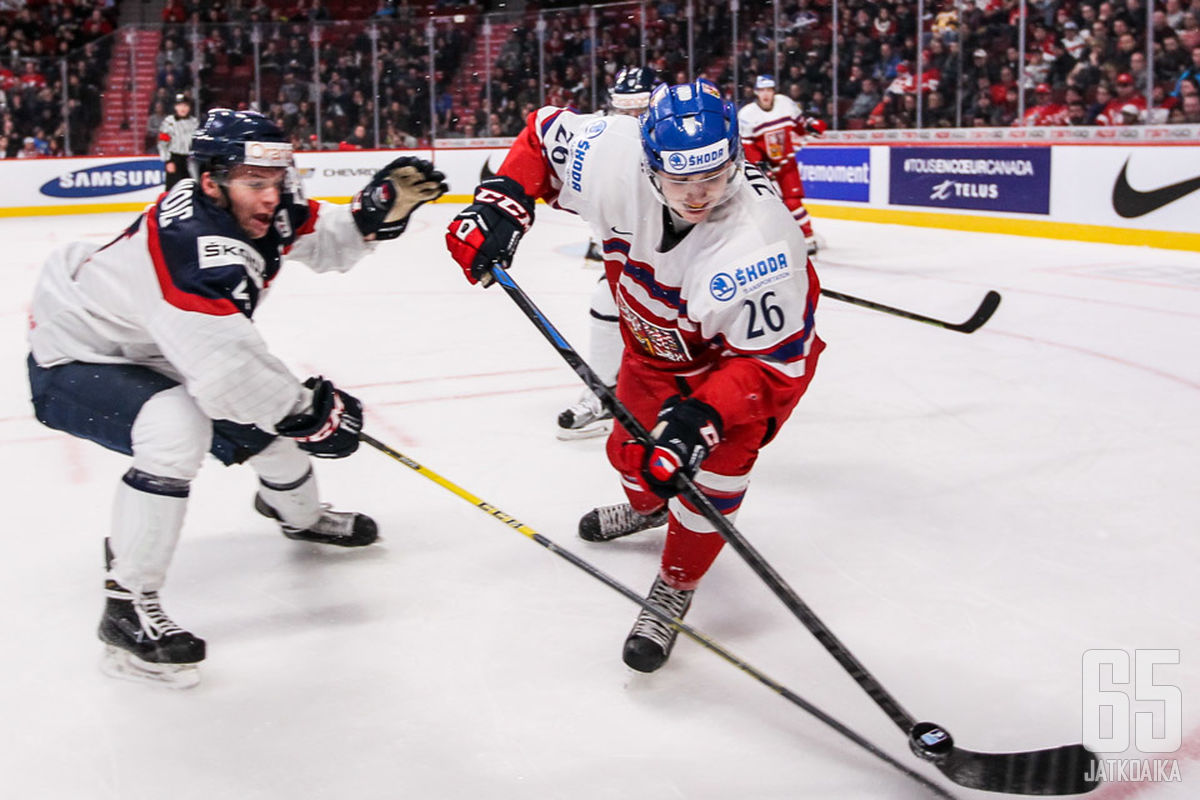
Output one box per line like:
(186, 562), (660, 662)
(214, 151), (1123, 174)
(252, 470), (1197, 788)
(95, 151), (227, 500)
(359, 432), (956, 799)
(820, 288), (1001, 334)
(487, 264), (1098, 796)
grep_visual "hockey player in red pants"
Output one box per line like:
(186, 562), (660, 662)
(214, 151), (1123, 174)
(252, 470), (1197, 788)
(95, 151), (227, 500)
(737, 74), (826, 255)
(446, 78), (824, 673)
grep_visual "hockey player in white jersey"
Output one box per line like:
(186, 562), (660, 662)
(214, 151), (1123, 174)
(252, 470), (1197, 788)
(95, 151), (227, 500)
(27, 109), (446, 688)
(447, 79), (824, 673)
(737, 75), (826, 255)
(559, 65), (657, 441)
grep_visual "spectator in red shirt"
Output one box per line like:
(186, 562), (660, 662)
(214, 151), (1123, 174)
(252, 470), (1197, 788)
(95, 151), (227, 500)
(990, 64), (1017, 106)
(1101, 72), (1147, 123)
(81, 9), (114, 38)
(1015, 83), (1067, 126)
(162, 0), (188, 24)
(18, 61), (45, 90)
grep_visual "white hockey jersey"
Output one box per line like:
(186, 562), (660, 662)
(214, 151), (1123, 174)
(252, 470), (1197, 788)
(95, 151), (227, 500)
(500, 108), (823, 423)
(737, 94), (807, 169)
(28, 179), (374, 431)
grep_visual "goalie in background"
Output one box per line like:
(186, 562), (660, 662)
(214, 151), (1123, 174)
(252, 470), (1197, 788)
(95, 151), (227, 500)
(561, 65), (657, 441)
(26, 109), (446, 688)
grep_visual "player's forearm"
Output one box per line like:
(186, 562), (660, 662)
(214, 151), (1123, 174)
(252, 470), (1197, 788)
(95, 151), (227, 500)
(283, 201), (375, 273)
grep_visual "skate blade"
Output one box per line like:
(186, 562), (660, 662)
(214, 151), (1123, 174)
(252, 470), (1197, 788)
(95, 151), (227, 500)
(100, 645), (201, 689)
(555, 419), (613, 441)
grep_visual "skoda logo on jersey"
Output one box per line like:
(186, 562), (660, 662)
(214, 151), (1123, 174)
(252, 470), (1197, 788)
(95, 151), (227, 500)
(710, 272), (737, 302)
(40, 159), (165, 198)
(661, 141), (729, 175)
(585, 119), (607, 138)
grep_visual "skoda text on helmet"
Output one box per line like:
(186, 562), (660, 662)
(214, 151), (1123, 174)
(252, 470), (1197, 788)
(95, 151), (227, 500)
(640, 78), (743, 222)
(610, 66), (657, 115)
(189, 108), (293, 183)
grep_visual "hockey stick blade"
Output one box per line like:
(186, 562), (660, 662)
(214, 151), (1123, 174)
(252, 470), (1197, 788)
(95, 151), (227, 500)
(821, 289), (1001, 334)
(910, 722), (1101, 795)
(950, 290), (1002, 333)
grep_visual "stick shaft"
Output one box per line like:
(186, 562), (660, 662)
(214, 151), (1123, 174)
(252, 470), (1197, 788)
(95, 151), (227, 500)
(488, 265), (918, 733)
(359, 432), (953, 798)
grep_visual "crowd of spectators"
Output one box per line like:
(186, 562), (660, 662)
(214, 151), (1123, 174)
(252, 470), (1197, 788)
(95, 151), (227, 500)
(452, 0), (734, 138)
(0, 0), (117, 158)
(732, 0), (1200, 129)
(459, 0), (1200, 136)
(14, 0), (1200, 159)
(148, 0), (471, 150)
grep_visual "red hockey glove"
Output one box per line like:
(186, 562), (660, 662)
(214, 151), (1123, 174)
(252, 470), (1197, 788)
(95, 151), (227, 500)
(352, 156), (447, 241)
(276, 377), (363, 459)
(445, 176), (536, 285)
(640, 395), (723, 499)
(805, 118), (827, 137)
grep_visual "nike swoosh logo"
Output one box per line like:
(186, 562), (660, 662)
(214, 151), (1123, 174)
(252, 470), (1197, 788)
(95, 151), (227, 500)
(611, 226), (633, 235)
(479, 157), (495, 183)
(1111, 158), (1200, 218)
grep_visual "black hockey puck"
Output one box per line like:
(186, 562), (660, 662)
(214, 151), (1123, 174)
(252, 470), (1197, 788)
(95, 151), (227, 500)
(909, 721), (955, 762)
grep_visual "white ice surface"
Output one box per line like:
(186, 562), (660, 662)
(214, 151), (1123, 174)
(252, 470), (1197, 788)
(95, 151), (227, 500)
(1, 204), (1196, 799)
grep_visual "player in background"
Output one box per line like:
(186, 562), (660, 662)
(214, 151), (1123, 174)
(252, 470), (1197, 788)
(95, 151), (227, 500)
(27, 109), (446, 688)
(560, 65), (657, 441)
(159, 92), (198, 190)
(737, 75), (826, 256)
(446, 79), (824, 673)
(582, 67), (657, 264)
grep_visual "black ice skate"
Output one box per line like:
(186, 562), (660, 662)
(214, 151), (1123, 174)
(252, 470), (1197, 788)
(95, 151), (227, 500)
(578, 502), (668, 542)
(584, 239), (603, 262)
(806, 237), (819, 256)
(98, 581), (206, 689)
(622, 574), (694, 673)
(556, 388), (614, 440)
(254, 494), (378, 547)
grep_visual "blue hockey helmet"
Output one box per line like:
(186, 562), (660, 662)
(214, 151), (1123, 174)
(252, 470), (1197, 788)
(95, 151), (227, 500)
(640, 78), (742, 220)
(641, 78), (740, 176)
(189, 108), (293, 182)
(610, 65), (656, 114)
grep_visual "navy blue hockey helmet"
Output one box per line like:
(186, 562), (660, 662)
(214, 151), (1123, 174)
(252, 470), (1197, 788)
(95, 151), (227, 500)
(641, 78), (740, 176)
(189, 108), (292, 182)
(610, 66), (656, 113)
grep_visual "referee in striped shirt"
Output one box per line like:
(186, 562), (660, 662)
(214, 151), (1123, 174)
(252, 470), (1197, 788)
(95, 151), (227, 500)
(158, 93), (198, 190)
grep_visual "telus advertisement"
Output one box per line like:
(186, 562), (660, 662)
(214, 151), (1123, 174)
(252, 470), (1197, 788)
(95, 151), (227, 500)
(889, 146), (1051, 213)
